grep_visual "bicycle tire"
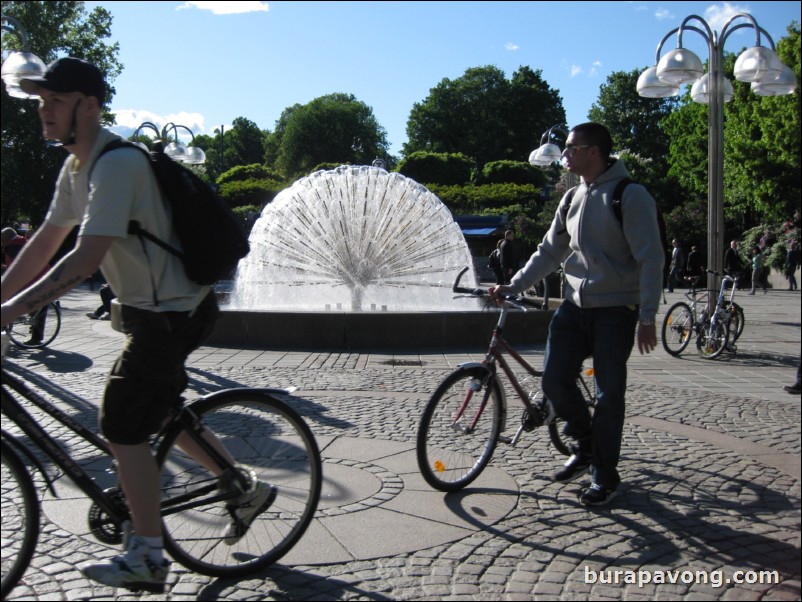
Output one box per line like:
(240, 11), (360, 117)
(6, 302), (62, 349)
(417, 366), (504, 492)
(726, 302), (745, 343)
(696, 318), (730, 359)
(661, 301), (693, 356)
(547, 380), (596, 456)
(156, 391), (322, 578)
(1, 441), (40, 599)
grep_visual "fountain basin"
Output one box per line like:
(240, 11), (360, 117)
(205, 306), (556, 350)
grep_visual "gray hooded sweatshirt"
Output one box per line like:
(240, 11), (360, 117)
(508, 159), (665, 322)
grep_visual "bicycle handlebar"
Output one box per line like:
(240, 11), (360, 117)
(452, 267), (546, 310)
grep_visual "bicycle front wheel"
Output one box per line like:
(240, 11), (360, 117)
(1, 441), (40, 600)
(6, 302), (61, 349)
(727, 302), (745, 343)
(661, 302), (693, 356)
(417, 366), (504, 492)
(696, 319), (730, 359)
(156, 392), (322, 577)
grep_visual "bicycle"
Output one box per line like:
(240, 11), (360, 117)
(661, 273), (744, 357)
(4, 301), (62, 349)
(695, 271), (745, 359)
(416, 268), (595, 492)
(1, 336), (322, 597)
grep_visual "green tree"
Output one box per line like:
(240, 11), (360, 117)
(1, 1), (122, 228)
(404, 65), (565, 166)
(663, 23), (800, 235)
(266, 93), (389, 179)
(723, 22), (800, 226)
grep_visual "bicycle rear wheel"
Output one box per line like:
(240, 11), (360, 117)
(6, 302), (61, 349)
(696, 318), (730, 359)
(1, 441), (40, 599)
(661, 301), (693, 356)
(156, 391), (322, 577)
(417, 366), (504, 492)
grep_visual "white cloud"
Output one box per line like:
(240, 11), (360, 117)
(112, 109), (206, 140)
(177, 1), (269, 15)
(589, 60), (602, 76)
(655, 9), (673, 21)
(505, 42), (520, 51)
(705, 2), (751, 34)
(571, 64), (583, 77)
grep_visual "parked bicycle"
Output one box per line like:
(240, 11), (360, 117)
(1, 334), (322, 597)
(4, 301), (62, 349)
(416, 268), (595, 492)
(661, 272), (744, 358)
(695, 271), (745, 359)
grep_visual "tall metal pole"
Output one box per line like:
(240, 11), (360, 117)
(707, 34), (724, 311)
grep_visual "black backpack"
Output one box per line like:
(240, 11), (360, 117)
(91, 139), (250, 287)
(488, 248), (501, 270)
(560, 178), (669, 257)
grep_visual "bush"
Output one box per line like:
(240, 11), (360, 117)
(218, 179), (286, 209)
(218, 164), (284, 185)
(427, 183), (541, 213)
(480, 160), (547, 186)
(741, 223), (792, 272)
(396, 151), (475, 185)
(310, 162), (349, 174)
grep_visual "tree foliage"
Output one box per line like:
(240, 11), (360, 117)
(396, 151), (475, 185)
(264, 93), (389, 179)
(662, 22), (801, 236)
(404, 65), (565, 166)
(1, 1), (122, 228)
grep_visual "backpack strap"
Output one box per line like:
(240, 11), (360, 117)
(88, 139), (174, 307)
(556, 186), (578, 236)
(610, 177), (634, 225)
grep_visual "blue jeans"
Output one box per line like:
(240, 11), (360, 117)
(542, 302), (638, 489)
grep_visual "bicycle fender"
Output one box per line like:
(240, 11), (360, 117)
(454, 363), (508, 433)
(192, 387), (296, 405)
(1, 429), (57, 497)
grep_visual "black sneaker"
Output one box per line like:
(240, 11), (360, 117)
(579, 482), (618, 506)
(553, 452), (591, 482)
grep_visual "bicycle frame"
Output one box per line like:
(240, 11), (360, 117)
(451, 267), (594, 447)
(1, 365), (258, 527)
(2, 367), (122, 521)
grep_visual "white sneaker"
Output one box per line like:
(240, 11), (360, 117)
(224, 478), (276, 545)
(82, 548), (169, 593)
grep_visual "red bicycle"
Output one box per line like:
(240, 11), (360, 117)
(416, 268), (596, 492)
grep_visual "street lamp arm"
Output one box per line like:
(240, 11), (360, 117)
(132, 122), (162, 140)
(676, 15), (715, 49)
(652, 24), (711, 63)
(1, 15), (29, 50)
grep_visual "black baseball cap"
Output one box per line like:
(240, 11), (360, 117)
(20, 57), (106, 103)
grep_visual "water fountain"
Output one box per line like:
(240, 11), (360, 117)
(208, 165), (553, 349)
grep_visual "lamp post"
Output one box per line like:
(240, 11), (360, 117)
(214, 125), (225, 175)
(637, 13), (796, 309)
(133, 121), (206, 164)
(528, 124), (579, 190)
(1, 14), (46, 98)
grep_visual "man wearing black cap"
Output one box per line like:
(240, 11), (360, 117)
(0, 58), (271, 593)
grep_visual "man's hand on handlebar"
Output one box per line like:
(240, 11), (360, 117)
(488, 285), (512, 305)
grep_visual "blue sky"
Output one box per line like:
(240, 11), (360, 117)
(84, 1), (799, 157)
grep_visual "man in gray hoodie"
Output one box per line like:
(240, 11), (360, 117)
(490, 122), (664, 506)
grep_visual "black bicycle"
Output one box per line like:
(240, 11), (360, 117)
(416, 268), (595, 492)
(1, 342), (322, 597)
(4, 301), (62, 349)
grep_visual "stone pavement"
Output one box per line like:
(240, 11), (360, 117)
(2, 284), (800, 601)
